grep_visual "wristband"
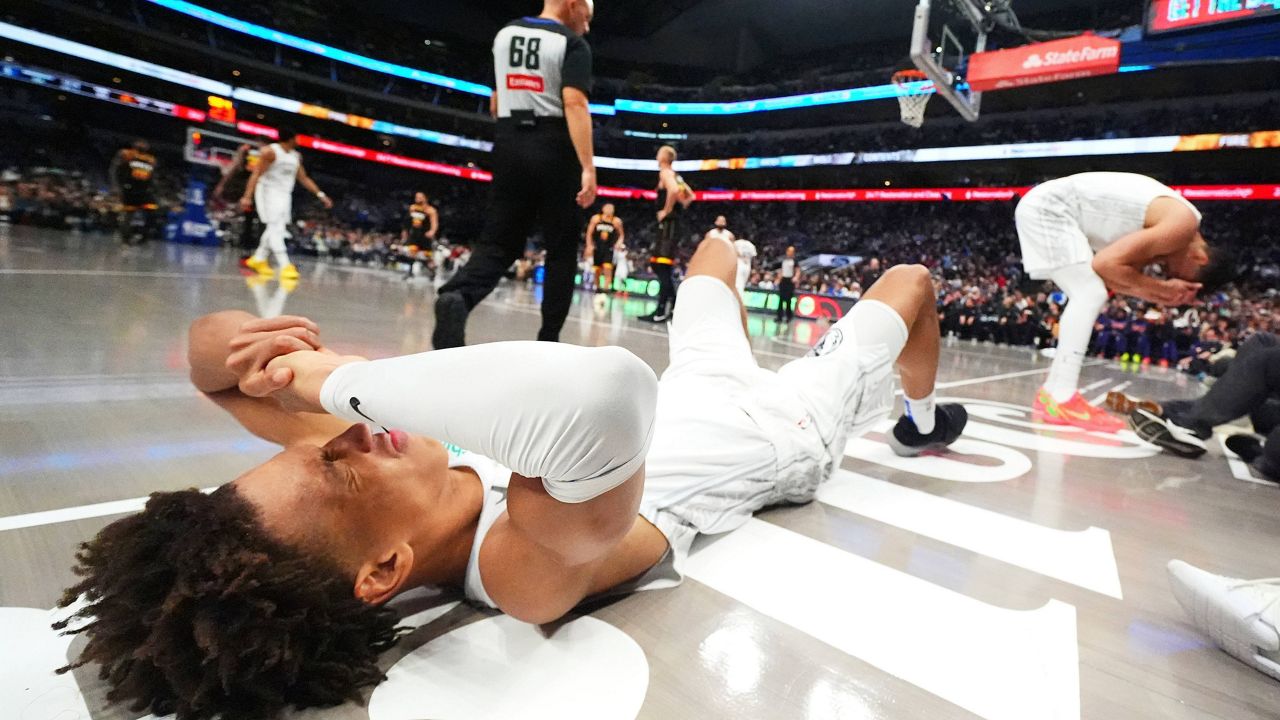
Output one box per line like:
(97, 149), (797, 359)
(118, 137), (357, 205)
(315, 191), (327, 199)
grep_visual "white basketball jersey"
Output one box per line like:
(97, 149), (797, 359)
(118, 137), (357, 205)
(734, 239), (757, 291)
(707, 228), (734, 245)
(257, 143), (300, 195)
(1059, 172), (1201, 251)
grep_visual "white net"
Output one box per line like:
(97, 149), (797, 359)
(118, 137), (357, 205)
(892, 71), (932, 128)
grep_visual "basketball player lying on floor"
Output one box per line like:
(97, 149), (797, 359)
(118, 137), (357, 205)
(55, 238), (967, 720)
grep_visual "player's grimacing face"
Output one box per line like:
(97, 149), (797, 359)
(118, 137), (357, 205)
(233, 424), (448, 567)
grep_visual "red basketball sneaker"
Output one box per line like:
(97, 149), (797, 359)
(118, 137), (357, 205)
(1033, 387), (1126, 433)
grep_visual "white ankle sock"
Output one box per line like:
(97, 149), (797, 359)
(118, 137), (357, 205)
(905, 392), (937, 434)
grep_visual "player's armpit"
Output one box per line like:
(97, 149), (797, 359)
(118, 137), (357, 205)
(505, 468), (645, 567)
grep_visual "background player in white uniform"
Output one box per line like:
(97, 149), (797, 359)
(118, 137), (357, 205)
(733, 236), (758, 297)
(240, 129), (332, 281)
(57, 235), (968, 719)
(1015, 171), (1231, 432)
(705, 215), (734, 245)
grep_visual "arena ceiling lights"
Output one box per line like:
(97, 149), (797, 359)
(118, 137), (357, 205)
(141, 0), (1151, 117)
(0, 22), (489, 153)
(144, 0), (492, 97)
(5, 51), (1278, 204)
(1, 21), (1266, 176)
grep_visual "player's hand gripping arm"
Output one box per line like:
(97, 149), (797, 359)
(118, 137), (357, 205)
(1092, 215), (1202, 306)
(260, 343), (658, 577)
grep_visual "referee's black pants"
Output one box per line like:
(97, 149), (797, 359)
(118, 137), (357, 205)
(439, 122), (581, 342)
(776, 277), (795, 322)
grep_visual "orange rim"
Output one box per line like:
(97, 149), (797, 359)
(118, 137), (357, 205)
(891, 69), (929, 85)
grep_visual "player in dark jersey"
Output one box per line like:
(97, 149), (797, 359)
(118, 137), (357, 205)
(402, 192), (440, 246)
(583, 203), (624, 292)
(640, 145), (694, 323)
(109, 139), (158, 245)
(432, 0), (597, 349)
(399, 192), (440, 279)
(212, 143), (262, 264)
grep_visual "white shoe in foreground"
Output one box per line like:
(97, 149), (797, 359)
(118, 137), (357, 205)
(1167, 559), (1280, 681)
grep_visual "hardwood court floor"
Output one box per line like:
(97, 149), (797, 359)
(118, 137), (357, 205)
(1, 226), (1278, 720)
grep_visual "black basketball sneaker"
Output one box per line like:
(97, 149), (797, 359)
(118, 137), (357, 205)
(887, 403), (969, 457)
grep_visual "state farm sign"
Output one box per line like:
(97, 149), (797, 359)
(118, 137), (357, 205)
(967, 35), (1121, 92)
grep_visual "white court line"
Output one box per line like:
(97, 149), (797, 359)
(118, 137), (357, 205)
(1079, 378), (1112, 395)
(685, 519), (1080, 720)
(1218, 435), (1278, 487)
(935, 367), (1051, 389)
(0, 269), (247, 280)
(0, 488), (218, 533)
(1089, 380), (1130, 408)
(933, 359), (1107, 391)
(819, 470), (1123, 598)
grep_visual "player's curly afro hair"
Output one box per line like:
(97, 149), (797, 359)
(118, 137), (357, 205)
(53, 487), (408, 720)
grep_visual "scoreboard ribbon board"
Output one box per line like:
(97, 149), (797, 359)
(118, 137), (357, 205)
(1148, 0), (1280, 34)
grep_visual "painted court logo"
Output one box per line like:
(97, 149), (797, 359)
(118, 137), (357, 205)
(808, 328), (844, 357)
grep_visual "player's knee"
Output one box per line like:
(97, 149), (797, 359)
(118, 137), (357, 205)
(882, 263), (933, 298)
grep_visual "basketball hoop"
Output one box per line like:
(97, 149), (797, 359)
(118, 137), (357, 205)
(892, 69), (933, 128)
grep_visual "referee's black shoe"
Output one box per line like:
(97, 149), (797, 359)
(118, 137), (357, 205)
(887, 404), (968, 457)
(432, 292), (468, 350)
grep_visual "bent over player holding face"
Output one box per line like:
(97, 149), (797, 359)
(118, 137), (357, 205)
(1015, 172), (1234, 432)
(56, 235), (968, 719)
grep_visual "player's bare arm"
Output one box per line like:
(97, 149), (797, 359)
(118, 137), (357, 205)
(250, 336), (660, 623)
(189, 311), (352, 447)
(295, 162), (333, 209)
(1092, 200), (1202, 306)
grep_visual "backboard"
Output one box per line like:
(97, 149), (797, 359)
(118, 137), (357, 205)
(910, 0), (988, 122)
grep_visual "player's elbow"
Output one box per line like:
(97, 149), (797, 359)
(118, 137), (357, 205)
(188, 311), (250, 359)
(1089, 255), (1113, 283)
(585, 347), (657, 451)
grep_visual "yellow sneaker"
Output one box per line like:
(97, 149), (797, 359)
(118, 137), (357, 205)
(245, 256), (274, 276)
(278, 276), (299, 294)
(279, 263), (300, 280)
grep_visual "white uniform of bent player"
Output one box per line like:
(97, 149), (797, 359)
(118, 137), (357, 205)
(251, 143), (301, 269)
(1017, 172), (1200, 280)
(1015, 172), (1202, 420)
(733, 238), (758, 296)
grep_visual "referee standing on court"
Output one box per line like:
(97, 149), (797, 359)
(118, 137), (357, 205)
(433, 0), (597, 349)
